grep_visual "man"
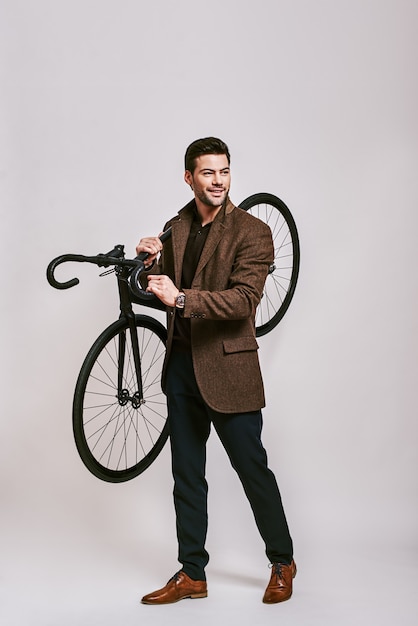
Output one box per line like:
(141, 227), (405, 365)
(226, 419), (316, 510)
(136, 137), (295, 605)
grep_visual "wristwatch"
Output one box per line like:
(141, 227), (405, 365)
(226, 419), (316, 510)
(175, 291), (186, 309)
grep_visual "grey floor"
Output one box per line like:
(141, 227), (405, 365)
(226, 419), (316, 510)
(2, 536), (417, 626)
(2, 427), (417, 626)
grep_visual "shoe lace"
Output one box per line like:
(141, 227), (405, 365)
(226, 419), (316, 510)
(270, 563), (284, 579)
(169, 571), (182, 583)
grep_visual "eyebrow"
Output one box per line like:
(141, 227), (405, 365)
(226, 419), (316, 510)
(198, 167), (230, 173)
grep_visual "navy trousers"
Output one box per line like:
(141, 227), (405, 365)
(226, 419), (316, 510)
(165, 350), (293, 581)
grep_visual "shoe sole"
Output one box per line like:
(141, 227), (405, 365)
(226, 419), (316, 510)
(263, 593), (293, 605)
(141, 592), (208, 605)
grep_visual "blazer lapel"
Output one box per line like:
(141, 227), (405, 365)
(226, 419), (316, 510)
(171, 197), (234, 284)
(171, 206), (193, 286)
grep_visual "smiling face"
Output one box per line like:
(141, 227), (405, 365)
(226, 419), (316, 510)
(184, 153), (231, 209)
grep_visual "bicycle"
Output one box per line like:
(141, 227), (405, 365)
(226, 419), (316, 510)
(47, 193), (300, 483)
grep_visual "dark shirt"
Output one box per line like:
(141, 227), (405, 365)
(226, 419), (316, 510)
(172, 205), (212, 351)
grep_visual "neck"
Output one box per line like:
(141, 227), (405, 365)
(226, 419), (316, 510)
(195, 198), (223, 226)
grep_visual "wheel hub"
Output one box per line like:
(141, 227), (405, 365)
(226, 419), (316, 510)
(118, 389), (145, 408)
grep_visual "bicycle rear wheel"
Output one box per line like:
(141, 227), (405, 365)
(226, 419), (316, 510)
(73, 314), (168, 482)
(239, 193), (300, 336)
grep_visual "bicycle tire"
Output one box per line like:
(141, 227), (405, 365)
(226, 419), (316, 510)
(73, 314), (168, 482)
(239, 193), (300, 336)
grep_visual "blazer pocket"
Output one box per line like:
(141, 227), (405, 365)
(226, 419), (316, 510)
(223, 336), (259, 354)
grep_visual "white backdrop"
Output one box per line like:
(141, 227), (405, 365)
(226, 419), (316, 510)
(1, 1), (417, 625)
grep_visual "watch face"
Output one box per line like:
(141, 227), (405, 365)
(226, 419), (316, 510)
(176, 293), (185, 307)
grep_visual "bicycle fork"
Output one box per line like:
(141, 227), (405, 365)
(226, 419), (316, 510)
(117, 321), (144, 408)
(116, 269), (145, 408)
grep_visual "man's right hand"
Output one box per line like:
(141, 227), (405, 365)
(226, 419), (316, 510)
(135, 236), (163, 266)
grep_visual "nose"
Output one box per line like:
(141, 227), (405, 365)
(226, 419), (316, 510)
(212, 171), (222, 185)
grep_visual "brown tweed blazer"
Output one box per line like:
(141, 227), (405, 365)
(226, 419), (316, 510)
(149, 197), (274, 414)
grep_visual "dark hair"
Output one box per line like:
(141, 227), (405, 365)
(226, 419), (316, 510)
(184, 137), (231, 173)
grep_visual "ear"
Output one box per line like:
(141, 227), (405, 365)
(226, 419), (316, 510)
(184, 170), (193, 188)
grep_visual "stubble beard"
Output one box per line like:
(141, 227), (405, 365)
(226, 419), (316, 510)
(195, 187), (229, 208)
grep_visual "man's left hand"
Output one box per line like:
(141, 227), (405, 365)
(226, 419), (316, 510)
(147, 275), (179, 307)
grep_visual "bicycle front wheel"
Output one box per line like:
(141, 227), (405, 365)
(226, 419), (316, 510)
(239, 193), (300, 336)
(73, 314), (168, 482)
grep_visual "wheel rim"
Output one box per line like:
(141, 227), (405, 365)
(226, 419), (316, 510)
(239, 193), (300, 336)
(75, 319), (167, 480)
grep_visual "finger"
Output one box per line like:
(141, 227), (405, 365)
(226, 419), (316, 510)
(136, 237), (162, 256)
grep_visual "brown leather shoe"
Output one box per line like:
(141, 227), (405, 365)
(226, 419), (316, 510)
(141, 571), (207, 605)
(262, 560), (297, 604)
